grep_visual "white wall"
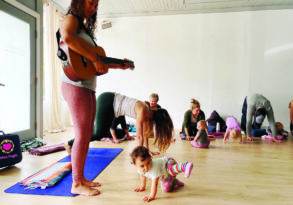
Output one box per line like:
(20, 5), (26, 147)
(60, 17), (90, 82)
(95, 10), (293, 129)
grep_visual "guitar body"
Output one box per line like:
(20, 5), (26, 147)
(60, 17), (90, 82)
(60, 42), (106, 81)
(56, 28), (134, 82)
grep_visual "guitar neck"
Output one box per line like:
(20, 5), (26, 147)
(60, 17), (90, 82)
(100, 56), (125, 65)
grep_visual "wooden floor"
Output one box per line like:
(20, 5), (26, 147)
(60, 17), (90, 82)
(1, 128), (293, 205)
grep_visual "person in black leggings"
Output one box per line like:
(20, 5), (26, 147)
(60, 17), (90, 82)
(66, 92), (174, 155)
(67, 92), (133, 147)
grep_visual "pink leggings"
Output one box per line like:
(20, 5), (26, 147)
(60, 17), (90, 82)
(62, 82), (96, 182)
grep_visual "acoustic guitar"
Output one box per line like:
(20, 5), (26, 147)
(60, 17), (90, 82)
(58, 40), (135, 82)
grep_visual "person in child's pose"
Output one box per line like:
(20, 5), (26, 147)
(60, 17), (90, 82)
(223, 116), (242, 143)
(191, 120), (211, 148)
(131, 146), (193, 202)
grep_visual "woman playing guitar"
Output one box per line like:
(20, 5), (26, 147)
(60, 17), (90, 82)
(60, 0), (133, 196)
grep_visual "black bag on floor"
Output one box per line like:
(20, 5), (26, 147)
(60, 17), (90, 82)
(0, 131), (22, 168)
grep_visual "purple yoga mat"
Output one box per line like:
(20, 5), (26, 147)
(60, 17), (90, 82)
(28, 143), (66, 156)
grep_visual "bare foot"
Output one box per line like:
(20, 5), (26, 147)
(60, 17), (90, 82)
(64, 143), (72, 155)
(126, 135), (135, 141)
(112, 139), (120, 144)
(82, 179), (101, 188)
(71, 182), (100, 196)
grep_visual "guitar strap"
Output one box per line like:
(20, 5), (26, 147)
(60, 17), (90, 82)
(56, 29), (67, 61)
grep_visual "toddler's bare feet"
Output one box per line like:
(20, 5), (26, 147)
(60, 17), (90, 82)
(71, 182), (100, 196)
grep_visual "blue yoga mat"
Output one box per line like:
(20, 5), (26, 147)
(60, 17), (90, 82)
(5, 148), (123, 197)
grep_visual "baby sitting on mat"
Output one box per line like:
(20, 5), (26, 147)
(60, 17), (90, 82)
(191, 120), (214, 148)
(131, 146), (193, 202)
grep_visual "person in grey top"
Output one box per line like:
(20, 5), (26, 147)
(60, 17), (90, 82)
(240, 93), (277, 141)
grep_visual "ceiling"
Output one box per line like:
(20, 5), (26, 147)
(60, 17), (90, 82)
(52, 0), (293, 17)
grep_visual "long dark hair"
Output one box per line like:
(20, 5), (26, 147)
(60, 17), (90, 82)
(153, 108), (174, 152)
(67, 0), (97, 38)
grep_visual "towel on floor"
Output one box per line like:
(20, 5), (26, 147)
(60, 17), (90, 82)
(20, 162), (72, 189)
(21, 138), (45, 152)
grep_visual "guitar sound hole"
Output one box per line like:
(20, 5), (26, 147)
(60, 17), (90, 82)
(81, 56), (87, 68)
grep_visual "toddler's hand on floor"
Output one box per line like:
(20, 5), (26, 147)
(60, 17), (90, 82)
(143, 195), (155, 202)
(134, 186), (145, 192)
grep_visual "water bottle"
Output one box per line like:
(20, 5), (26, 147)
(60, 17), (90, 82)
(216, 122), (220, 132)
